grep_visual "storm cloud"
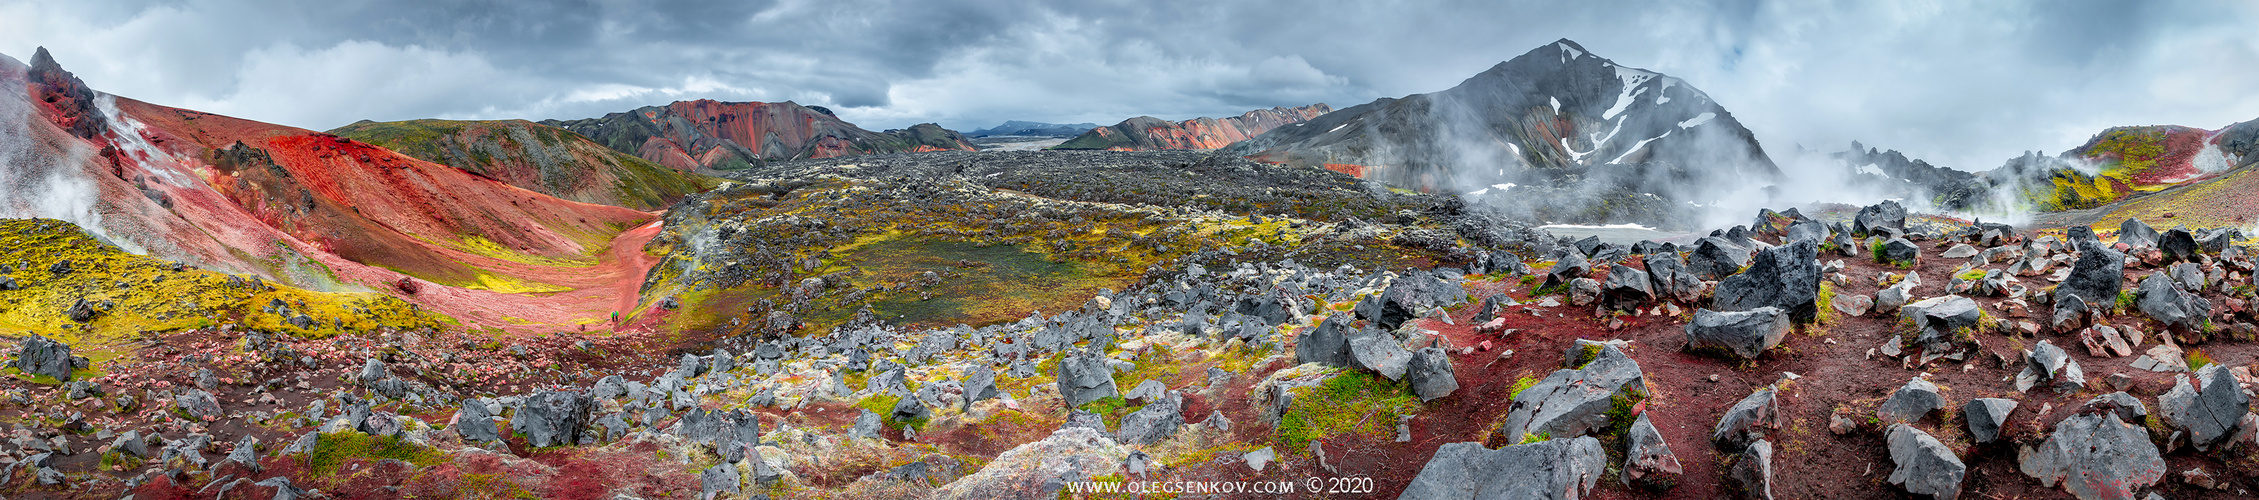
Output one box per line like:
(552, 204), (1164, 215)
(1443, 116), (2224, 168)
(4, 0), (2255, 171)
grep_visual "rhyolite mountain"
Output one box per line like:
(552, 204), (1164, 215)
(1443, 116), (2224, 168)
(1054, 104), (1331, 151)
(0, 48), (659, 335)
(329, 119), (720, 211)
(966, 120), (1099, 138)
(541, 99), (975, 171)
(1224, 39), (1778, 226)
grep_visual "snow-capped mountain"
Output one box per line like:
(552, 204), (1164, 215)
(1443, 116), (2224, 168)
(1224, 39), (1777, 226)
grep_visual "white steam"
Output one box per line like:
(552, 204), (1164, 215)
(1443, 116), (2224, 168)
(0, 63), (110, 240)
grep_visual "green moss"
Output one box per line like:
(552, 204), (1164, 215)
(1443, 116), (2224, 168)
(1815, 281), (1838, 324)
(2114, 290), (2137, 314)
(307, 431), (448, 476)
(1275, 370), (1422, 451)
(1515, 431), (1552, 445)
(1506, 375), (1540, 400)
(2187, 348), (2214, 371)
(1955, 269), (1989, 282)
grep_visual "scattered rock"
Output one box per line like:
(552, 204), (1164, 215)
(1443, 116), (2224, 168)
(1880, 238), (1920, 266)
(1399, 437), (1606, 500)
(2016, 341), (2086, 394)
(2018, 411), (2165, 500)
(454, 399), (500, 443)
(2159, 364), (2250, 451)
(11, 334), (75, 382)
(1714, 386), (1782, 452)
(1886, 424), (1965, 500)
(1941, 244), (1978, 259)
(1730, 439), (1776, 500)
(1244, 446), (1275, 472)
(2056, 240), (2126, 307)
(1057, 349), (1120, 407)
(509, 391), (592, 448)
(1712, 239), (1821, 322)
(1622, 413), (1683, 489)
(1965, 398), (2018, 444)
(1347, 328), (1413, 381)
(2135, 272), (2210, 330)
(1405, 347), (1458, 402)
(1294, 314), (1354, 367)
(1497, 343), (1646, 443)
(852, 409), (883, 439)
(1684, 307), (1790, 359)
(1115, 393), (1183, 445)
(1877, 377), (1944, 424)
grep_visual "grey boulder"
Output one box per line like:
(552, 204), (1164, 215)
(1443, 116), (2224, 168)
(1496, 344), (1645, 444)
(1685, 307), (1790, 359)
(1398, 437), (1606, 500)
(1057, 349), (1120, 407)
(1886, 424), (1966, 500)
(2018, 412), (2164, 500)
(1347, 329), (1413, 381)
(510, 391), (593, 448)
(2159, 364), (2250, 451)
(1406, 347), (1458, 402)
(1878, 377), (1944, 424)
(1964, 398), (2018, 444)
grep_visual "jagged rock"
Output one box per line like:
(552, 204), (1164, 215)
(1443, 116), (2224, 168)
(2052, 294), (2090, 332)
(12, 334), (75, 381)
(1295, 314), (1354, 367)
(1878, 377), (1944, 424)
(2078, 326), (2133, 358)
(1832, 223), (1861, 257)
(1542, 253), (1591, 291)
(2129, 343), (2189, 372)
(1497, 344), (1645, 443)
(510, 391), (592, 447)
(1622, 413), (1683, 489)
(591, 375), (628, 400)
(1854, 201), (1907, 236)
(852, 409), (883, 439)
(2135, 272), (2210, 330)
(2118, 218), (2159, 248)
(1642, 251), (1705, 302)
(1714, 386), (1782, 452)
(1684, 307), (1790, 359)
(1116, 393), (1183, 445)
(226, 435), (261, 472)
(1567, 277), (1602, 306)
(2017, 341), (2086, 394)
(1880, 238), (1920, 265)
(255, 476), (305, 500)
(1601, 264), (1653, 309)
(1886, 424), (1966, 500)
(962, 365), (1000, 410)
(113, 430), (150, 458)
(1057, 349), (1120, 407)
(1406, 347), (1458, 402)
(1941, 244), (1979, 259)
(2056, 240), (2126, 307)
(1122, 379), (1166, 403)
(1904, 295), (1980, 332)
(2086, 392), (2149, 424)
(1347, 329), (1413, 381)
(2167, 262), (2206, 291)
(175, 389), (222, 421)
(1689, 237), (1753, 280)
(1832, 294), (1873, 317)
(1398, 437), (1606, 500)
(1712, 240), (1820, 323)
(929, 427), (1128, 500)
(890, 392), (931, 424)
(1731, 439), (1776, 500)
(701, 461), (740, 500)
(2019, 411), (2164, 500)
(2159, 364), (2250, 451)
(1965, 398), (2018, 444)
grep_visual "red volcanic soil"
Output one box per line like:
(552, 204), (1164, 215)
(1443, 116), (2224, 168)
(26, 92), (666, 333)
(1065, 105), (1332, 151)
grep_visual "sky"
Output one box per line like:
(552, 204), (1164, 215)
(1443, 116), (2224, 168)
(4, 0), (2257, 172)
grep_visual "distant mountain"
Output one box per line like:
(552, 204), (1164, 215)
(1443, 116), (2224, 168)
(1832, 141), (1988, 209)
(330, 119), (719, 211)
(1054, 104), (1331, 151)
(967, 120), (1099, 138)
(1222, 39), (1777, 226)
(540, 99), (975, 170)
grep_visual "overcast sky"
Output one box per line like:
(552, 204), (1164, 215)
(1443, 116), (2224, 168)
(5, 0), (2256, 171)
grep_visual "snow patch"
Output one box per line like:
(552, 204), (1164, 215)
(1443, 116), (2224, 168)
(1655, 78), (1678, 104)
(1606, 131), (1669, 164)
(1327, 123), (1349, 134)
(1549, 96), (1561, 114)
(1558, 43), (1584, 60)
(1492, 183), (1517, 191)
(1603, 67), (1656, 120)
(1677, 112), (1716, 129)
(1854, 163), (1888, 178)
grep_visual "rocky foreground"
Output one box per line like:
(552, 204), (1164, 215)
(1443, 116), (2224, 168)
(6, 176), (2259, 499)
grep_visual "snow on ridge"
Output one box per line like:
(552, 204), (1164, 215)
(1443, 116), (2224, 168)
(1655, 78), (1678, 104)
(1602, 66), (1656, 120)
(1549, 96), (1561, 114)
(1559, 43), (1583, 61)
(1854, 163), (1888, 178)
(1677, 112), (1716, 129)
(1607, 130), (1669, 164)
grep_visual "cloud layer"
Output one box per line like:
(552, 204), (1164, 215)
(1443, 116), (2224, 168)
(5, 0), (2256, 171)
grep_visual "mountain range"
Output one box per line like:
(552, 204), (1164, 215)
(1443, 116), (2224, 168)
(964, 120), (1098, 138)
(539, 99), (976, 171)
(1053, 104), (1332, 151)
